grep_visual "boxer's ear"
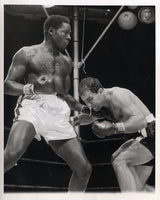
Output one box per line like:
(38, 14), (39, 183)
(98, 88), (103, 94)
(48, 27), (55, 36)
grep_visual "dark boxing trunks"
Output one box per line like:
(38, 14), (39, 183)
(140, 121), (155, 166)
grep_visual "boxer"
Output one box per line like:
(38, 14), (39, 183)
(4, 15), (98, 192)
(74, 77), (155, 192)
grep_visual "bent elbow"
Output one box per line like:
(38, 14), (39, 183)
(4, 80), (10, 94)
(137, 115), (148, 130)
(124, 116), (148, 133)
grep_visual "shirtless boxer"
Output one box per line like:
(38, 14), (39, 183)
(3, 15), (106, 192)
(74, 77), (155, 192)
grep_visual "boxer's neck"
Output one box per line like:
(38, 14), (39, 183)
(42, 40), (60, 56)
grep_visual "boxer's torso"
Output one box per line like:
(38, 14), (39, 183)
(23, 44), (72, 94)
(104, 88), (151, 122)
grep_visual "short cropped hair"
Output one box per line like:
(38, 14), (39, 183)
(43, 15), (70, 36)
(79, 77), (103, 96)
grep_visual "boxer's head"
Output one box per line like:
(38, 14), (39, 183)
(43, 15), (71, 51)
(79, 77), (104, 111)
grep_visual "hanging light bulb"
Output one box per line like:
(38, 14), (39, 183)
(138, 7), (155, 24)
(117, 11), (137, 30)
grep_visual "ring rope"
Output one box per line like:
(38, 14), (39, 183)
(80, 136), (126, 143)
(4, 184), (67, 190)
(81, 59), (87, 75)
(41, 5), (50, 18)
(19, 157), (111, 166)
(4, 126), (126, 144)
(82, 6), (124, 64)
(20, 157), (67, 165)
(4, 184), (119, 191)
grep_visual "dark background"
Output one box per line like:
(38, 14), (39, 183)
(4, 5), (155, 192)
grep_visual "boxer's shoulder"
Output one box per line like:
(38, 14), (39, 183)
(13, 45), (38, 60)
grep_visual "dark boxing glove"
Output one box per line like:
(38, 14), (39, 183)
(81, 106), (106, 118)
(91, 121), (106, 138)
(81, 106), (115, 121)
(91, 120), (116, 138)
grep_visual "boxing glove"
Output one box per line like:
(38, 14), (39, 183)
(91, 121), (116, 138)
(81, 106), (109, 119)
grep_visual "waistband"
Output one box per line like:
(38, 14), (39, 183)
(136, 113), (155, 141)
(22, 93), (58, 100)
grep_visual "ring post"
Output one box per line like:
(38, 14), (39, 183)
(73, 6), (80, 135)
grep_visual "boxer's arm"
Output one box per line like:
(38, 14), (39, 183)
(57, 91), (109, 118)
(55, 75), (108, 117)
(59, 93), (84, 111)
(4, 48), (27, 96)
(120, 112), (147, 133)
(91, 120), (116, 138)
(92, 90), (148, 137)
(55, 76), (84, 111)
(54, 74), (91, 112)
(112, 91), (147, 133)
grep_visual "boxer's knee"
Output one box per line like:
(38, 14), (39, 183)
(4, 146), (23, 162)
(74, 160), (92, 180)
(112, 152), (128, 169)
(111, 151), (118, 163)
(4, 146), (24, 173)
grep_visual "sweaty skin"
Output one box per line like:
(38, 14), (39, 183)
(4, 19), (92, 191)
(80, 87), (151, 133)
(103, 88), (150, 131)
(78, 78), (155, 192)
(4, 21), (74, 98)
(4, 44), (72, 96)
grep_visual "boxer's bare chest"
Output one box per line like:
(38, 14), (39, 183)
(108, 102), (124, 122)
(27, 48), (71, 76)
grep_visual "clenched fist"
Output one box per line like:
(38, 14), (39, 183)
(91, 120), (116, 138)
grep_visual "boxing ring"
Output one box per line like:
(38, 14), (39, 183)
(4, 126), (127, 192)
(4, 5), (155, 192)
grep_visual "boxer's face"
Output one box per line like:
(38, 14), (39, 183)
(50, 22), (71, 51)
(81, 89), (103, 111)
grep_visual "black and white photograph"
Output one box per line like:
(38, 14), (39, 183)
(1, 0), (160, 200)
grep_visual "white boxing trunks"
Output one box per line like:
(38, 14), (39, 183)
(14, 94), (77, 143)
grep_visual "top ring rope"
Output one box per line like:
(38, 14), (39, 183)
(81, 6), (124, 65)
